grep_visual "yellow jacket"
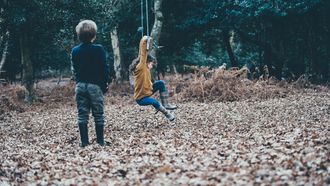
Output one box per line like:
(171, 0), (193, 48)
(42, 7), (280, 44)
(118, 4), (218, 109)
(134, 36), (153, 100)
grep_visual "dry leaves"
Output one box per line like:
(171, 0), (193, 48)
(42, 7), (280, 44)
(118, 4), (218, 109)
(0, 84), (329, 185)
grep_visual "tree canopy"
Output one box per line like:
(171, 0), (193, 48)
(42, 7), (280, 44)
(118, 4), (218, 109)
(0, 0), (329, 84)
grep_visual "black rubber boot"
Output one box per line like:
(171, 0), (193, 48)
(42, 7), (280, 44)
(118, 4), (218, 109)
(95, 125), (105, 146)
(78, 123), (89, 147)
(158, 105), (175, 121)
(160, 91), (178, 110)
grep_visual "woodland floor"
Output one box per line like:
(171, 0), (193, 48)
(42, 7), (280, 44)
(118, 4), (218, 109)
(0, 76), (330, 185)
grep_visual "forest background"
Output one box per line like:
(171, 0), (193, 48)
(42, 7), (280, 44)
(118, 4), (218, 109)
(0, 0), (329, 101)
(1, 1), (329, 185)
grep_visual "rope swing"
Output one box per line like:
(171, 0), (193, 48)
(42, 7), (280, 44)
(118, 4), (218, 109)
(140, 0), (150, 37)
(145, 0), (149, 37)
(139, 0), (163, 50)
(140, 0), (144, 37)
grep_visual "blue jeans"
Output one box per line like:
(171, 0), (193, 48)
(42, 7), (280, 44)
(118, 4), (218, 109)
(136, 80), (167, 109)
(75, 82), (104, 126)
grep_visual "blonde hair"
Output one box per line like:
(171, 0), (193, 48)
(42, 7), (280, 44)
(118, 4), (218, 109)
(75, 20), (97, 43)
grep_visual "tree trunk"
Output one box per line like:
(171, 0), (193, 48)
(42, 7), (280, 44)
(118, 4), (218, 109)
(20, 33), (35, 102)
(274, 41), (284, 79)
(150, 0), (163, 58)
(0, 31), (9, 73)
(110, 27), (123, 82)
(223, 28), (238, 67)
(57, 69), (62, 85)
(263, 43), (272, 75)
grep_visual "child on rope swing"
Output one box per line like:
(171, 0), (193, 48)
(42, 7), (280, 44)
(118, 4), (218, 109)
(130, 36), (177, 121)
(71, 20), (110, 147)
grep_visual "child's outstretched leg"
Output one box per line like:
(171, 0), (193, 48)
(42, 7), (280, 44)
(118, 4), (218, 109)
(157, 105), (175, 121)
(152, 80), (177, 110)
(137, 96), (175, 121)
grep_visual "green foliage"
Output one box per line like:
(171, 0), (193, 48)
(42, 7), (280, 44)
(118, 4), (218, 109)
(180, 41), (227, 67)
(160, 0), (329, 82)
(0, 0), (329, 82)
(183, 42), (209, 66)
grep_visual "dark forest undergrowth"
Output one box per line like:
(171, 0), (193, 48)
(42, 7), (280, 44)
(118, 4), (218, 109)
(0, 73), (329, 185)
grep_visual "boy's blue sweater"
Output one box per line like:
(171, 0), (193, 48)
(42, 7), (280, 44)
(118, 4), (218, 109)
(71, 43), (110, 92)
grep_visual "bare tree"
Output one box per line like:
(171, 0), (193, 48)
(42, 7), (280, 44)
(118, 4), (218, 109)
(150, 0), (163, 58)
(0, 30), (9, 73)
(102, 0), (126, 82)
(20, 33), (35, 102)
(110, 27), (123, 82)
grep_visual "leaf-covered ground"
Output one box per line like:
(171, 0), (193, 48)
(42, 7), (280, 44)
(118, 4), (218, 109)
(0, 92), (329, 185)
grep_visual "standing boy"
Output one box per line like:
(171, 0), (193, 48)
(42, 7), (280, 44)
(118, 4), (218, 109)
(71, 20), (110, 147)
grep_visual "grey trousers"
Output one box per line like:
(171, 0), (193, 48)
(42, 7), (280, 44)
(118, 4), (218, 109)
(75, 82), (104, 126)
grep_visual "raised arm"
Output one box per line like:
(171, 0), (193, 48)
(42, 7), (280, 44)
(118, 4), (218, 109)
(136, 36), (149, 69)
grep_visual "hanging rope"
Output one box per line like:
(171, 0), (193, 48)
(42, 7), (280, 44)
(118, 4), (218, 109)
(140, 0), (150, 37)
(140, 0), (163, 50)
(145, 0), (149, 36)
(140, 0), (144, 37)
